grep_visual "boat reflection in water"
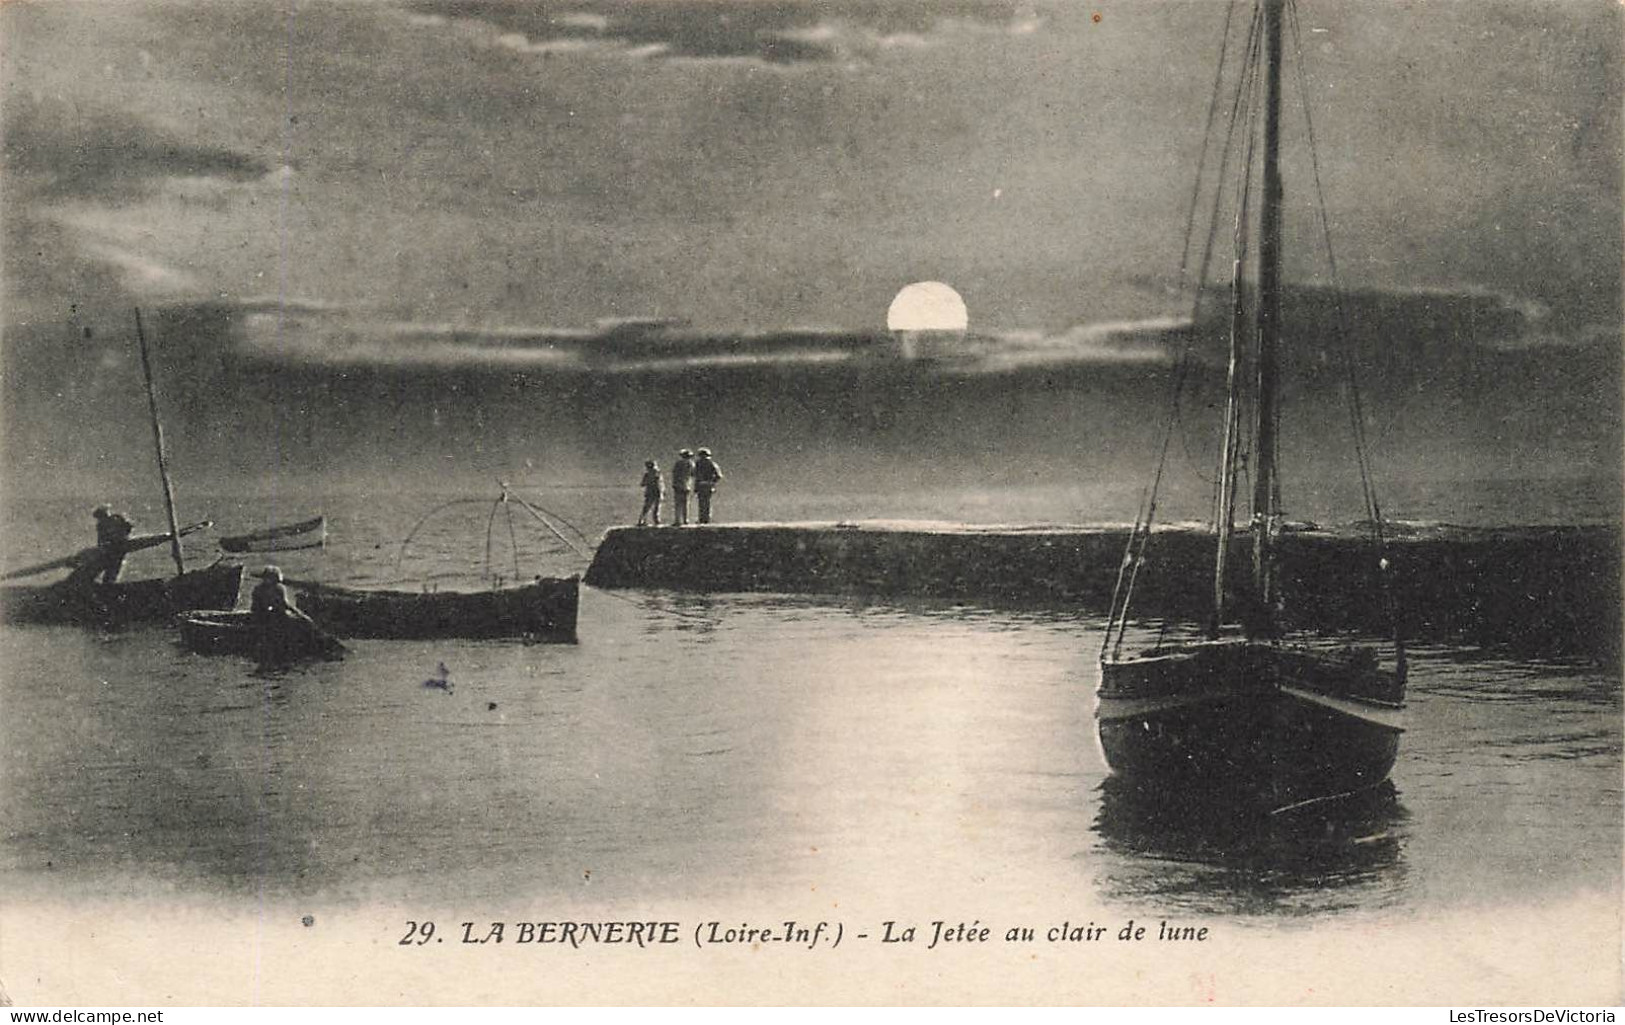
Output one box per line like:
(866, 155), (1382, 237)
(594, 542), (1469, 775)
(1090, 776), (1409, 916)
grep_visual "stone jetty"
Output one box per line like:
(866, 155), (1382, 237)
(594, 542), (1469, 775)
(584, 520), (1620, 662)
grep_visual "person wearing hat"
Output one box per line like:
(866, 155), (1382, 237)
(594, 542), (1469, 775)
(67, 505), (135, 588)
(250, 566), (315, 627)
(693, 447), (724, 525)
(637, 459), (664, 527)
(670, 449), (696, 526)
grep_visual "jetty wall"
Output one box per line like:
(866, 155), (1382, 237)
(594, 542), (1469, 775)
(585, 522), (1621, 662)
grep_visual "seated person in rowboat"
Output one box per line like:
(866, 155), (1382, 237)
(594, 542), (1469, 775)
(65, 506), (135, 589)
(250, 566), (316, 627)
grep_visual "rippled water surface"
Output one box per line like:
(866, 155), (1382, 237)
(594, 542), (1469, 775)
(1, 488), (1619, 925)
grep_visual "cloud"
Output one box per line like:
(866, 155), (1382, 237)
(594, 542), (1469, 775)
(3, 95), (269, 204)
(396, 0), (1032, 66)
(556, 11), (610, 32)
(81, 242), (198, 295)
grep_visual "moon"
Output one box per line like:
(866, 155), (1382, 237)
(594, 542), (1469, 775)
(887, 281), (968, 332)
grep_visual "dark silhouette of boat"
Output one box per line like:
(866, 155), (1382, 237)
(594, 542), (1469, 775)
(178, 608), (347, 662)
(2, 562), (243, 627)
(219, 516), (326, 553)
(1097, 0), (1406, 812)
(285, 575), (579, 642)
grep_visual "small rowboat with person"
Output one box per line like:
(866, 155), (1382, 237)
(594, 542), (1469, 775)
(178, 565), (347, 664)
(177, 610), (348, 663)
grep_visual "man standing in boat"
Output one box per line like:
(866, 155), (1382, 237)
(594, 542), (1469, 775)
(694, 448), (724, 525)
(66, 506), (135, 587)
(671, 449), (695, 526)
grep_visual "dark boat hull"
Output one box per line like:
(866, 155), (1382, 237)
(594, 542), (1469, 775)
(219, 516), (326, 553)
(1096, 640), (1403, 811)
(178, 610), (346, 662)
(0, 563), (244, 627)
(287, 576), (579, 641)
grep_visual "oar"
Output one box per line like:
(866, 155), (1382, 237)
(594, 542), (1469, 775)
(0, 520), (213, 581)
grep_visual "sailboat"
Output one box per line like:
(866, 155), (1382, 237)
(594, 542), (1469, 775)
(0, 310), (242, 626)
(1096, 0), (1406, 811)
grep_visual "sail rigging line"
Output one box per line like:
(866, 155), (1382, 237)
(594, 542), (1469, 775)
(1174, 0), (1245, 293)
(1171, 400), (1220, 489)
(1185, 2), (1268, 327)
(504, 496), (522, 580)
(1100, 478), (1153, 658)
(1284, 0), (1382, 532)
(1174, 4), (1271, 504)
(1205, 6), (1266, 538)
(1179, 0), (1265, 467)
(1284, 0), (1405, 672)
(1102, 2), (1266, 658)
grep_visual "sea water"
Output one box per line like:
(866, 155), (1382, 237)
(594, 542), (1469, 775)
(0, 482), (1617, 926)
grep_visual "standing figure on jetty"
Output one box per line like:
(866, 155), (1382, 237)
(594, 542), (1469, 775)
(637, 459), (663, 526)
(67, 505), (134, 588)
(671, 449), (695, 526)
(694, 448), (724, 524)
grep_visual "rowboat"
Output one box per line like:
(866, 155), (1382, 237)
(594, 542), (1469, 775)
(1, 562), (244, 626)
(177, 609), (347, 662)
(286, 575), (579, 641)
(219, 516), (327, 553)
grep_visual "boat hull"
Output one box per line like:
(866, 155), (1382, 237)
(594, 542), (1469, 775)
(1097, 639), (1403, 810)
(287, 576), (580, 641)
(0, 563), (244, 627)
(219, 516), (326, 553)
(178, 610), (347, 662)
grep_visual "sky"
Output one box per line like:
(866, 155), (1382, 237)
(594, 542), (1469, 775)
(2, 0), (1620, 339)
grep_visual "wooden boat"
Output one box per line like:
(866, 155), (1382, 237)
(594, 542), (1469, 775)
(286, 575), (579, 641)
(178, 609), (347, 662)
(0, 312), (241, 628)
(1, 562), (243, 626)
(219, 516), (326, 553)
(1097, 0), (1405, 812)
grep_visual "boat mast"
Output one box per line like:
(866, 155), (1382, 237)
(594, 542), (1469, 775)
(1249, 0), (1284, 636)
(134, 308), (187, 576)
